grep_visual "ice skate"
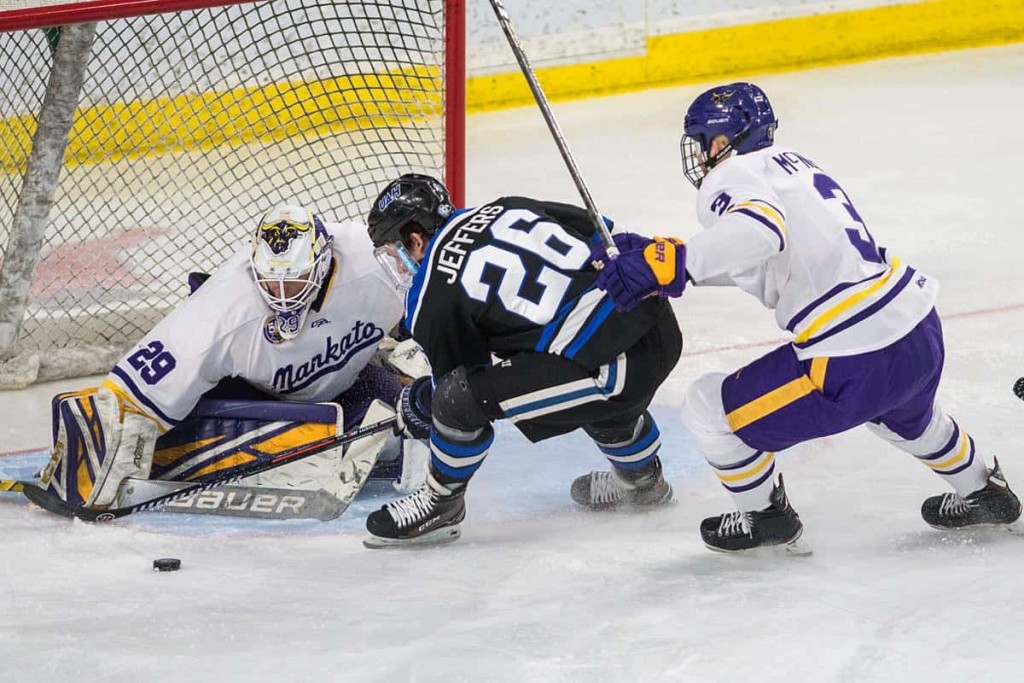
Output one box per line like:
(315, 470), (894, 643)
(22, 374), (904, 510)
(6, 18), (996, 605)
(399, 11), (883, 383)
(570, 456), (672, 510)
(921, 458), (1022, 530)
(364, 473), (466, 549)
(700, 475), (808, 554)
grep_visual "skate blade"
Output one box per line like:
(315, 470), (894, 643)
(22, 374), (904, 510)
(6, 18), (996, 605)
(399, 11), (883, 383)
(703, 528), (813, 557)
(926, 517), (1024, 534)
(362, 525), (461, 550)
(574, 486), (675, 512)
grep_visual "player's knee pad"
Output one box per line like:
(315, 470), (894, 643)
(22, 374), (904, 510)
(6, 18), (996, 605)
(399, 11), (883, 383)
(585, 412), (662, 471)
(431, 366), (491, 435)
(680, 372), (747, 460)
(43, 386), (158, 508)
(584, 413), (646, 447)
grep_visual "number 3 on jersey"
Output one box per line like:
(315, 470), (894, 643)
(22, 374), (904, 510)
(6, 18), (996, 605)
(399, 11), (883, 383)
(813, 173), (883, 264)
(460, 209), (590, 325)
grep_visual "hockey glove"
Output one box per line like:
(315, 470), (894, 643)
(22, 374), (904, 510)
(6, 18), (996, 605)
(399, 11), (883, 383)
(396, 376), (433, 440)
(590, 230), (652, 258)
(376, 337), (431, 383)
(592, 234), (688, 312)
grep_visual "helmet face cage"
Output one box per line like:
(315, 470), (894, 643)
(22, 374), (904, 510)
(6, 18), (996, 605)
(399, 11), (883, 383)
(679, 82), (778, 189)
(680, 132), (711, 190)
(250, 205), (333, 319)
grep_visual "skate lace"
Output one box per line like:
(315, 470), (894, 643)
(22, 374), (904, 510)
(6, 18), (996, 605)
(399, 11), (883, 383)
(718, 511), (752, 538)
(591, 472), (630, 505)
(385, 484), (438, 529)
(937, 492), (973, 519)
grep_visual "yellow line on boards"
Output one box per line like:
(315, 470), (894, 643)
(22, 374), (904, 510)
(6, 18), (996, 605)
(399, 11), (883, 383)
(468, 0), (1024, 110)
(0, 0), (1021, 170)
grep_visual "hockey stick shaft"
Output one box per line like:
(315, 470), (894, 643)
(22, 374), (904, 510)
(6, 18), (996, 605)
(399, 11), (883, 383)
(20, 415), (397, 522)
(487, 0), (617, 260)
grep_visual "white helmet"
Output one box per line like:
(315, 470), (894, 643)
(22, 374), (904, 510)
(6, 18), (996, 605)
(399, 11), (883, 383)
(250, 204), (333, 340)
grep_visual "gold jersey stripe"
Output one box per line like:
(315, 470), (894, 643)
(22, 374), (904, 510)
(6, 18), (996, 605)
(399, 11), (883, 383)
(793, 257), (901, 345)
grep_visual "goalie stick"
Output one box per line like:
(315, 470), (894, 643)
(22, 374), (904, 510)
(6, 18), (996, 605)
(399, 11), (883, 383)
(486, 0), (617, 262)
(20, 415), (396, 522)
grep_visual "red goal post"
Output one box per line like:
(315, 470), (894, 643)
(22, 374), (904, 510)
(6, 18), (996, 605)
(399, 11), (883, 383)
(0, 0), (465, 388)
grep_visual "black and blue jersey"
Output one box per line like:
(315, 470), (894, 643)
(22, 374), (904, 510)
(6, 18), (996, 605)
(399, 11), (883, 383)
(403, 197), (672, 377)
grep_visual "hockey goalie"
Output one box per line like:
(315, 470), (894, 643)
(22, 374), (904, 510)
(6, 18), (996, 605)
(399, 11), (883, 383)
(39, 204), (430, 520)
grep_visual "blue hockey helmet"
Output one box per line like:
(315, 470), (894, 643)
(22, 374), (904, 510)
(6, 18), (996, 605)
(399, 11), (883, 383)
(680, 82), (778, 189)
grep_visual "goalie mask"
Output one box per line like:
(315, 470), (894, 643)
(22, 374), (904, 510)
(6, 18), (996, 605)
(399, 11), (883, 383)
(250, 204), (333, 340)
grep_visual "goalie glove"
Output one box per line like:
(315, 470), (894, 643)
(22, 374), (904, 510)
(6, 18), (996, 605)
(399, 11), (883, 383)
(375, 337), (431, 382)
(41, 386), (158, 508)
(592, 233), (688, 312)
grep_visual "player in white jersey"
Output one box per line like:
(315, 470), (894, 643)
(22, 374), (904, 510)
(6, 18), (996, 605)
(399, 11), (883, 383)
(41, 204), (416, 511)
(593, 82), (1021, 551)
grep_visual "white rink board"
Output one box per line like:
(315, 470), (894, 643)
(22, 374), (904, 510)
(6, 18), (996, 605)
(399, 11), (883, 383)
(0, 0), (920, 75)
(2, 44), (1024, 683)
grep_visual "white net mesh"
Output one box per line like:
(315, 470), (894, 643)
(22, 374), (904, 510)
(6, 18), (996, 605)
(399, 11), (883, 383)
(0, 0), (454, 387)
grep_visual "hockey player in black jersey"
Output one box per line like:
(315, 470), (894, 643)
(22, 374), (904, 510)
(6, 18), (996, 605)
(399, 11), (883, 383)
(362, 174), (683, 547)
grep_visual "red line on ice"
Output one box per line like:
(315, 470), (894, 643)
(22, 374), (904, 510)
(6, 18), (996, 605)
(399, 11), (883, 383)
(677, 301), (1024, 358)
(3, 302), (1024, 458)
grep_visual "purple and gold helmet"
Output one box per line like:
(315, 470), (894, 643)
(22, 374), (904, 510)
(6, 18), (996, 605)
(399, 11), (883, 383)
(250, 204), (332, 339)
(680, 82), (778, 189)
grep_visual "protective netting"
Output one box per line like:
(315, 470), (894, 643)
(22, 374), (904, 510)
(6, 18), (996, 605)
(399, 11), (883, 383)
(0, 0), (451, 387)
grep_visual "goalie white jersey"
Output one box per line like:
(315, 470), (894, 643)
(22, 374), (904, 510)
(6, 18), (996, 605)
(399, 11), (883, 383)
(685, 146), (938, 359)
(104, 220), (404, 431)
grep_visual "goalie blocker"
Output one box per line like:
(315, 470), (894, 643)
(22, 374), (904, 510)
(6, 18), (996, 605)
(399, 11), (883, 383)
(42, 389), (426, 520)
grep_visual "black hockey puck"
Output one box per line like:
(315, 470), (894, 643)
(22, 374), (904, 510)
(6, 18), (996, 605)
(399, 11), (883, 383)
(1014, 377), (1024, 401)
(153, 558), (181, 572)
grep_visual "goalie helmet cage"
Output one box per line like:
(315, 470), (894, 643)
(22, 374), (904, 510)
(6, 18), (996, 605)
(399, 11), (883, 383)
(0, 0), (465, 389)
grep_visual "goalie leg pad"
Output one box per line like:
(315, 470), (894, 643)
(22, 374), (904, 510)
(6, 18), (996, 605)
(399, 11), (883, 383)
(152, 398), (404, 498)
(152, 398), (345, 491)
(44, 387), (157, 508)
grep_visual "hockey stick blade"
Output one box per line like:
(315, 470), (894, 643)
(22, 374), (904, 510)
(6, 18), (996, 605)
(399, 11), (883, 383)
(21, 416), (396, 522)
(0, 479), (25, 493)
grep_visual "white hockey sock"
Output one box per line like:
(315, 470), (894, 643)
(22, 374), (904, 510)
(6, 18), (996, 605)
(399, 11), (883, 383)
(866, 408), (989, 497)
(706, 448), (777, 512)
(681, 373), (778, 511)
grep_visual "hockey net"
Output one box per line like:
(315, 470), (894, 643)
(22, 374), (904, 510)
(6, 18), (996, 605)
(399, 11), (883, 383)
(0, 0), (464, 388)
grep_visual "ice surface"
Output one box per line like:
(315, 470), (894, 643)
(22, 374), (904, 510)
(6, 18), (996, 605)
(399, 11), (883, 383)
(3, 44), (1024, 682)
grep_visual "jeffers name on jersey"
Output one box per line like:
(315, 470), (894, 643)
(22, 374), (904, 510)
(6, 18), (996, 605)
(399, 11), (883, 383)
(435, 204), (503, 284)
(405, 197), (673, 377)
